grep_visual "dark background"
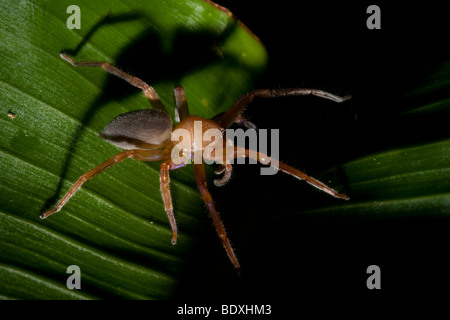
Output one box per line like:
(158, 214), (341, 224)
(173, 1), (450, 301)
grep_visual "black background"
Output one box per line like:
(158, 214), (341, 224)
(172, 0), (450, 302)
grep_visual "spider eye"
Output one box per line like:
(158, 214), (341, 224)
(100, 109), (172, 150)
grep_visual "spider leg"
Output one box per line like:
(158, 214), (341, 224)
(174, 85), (190, 122)
(228, 147), (349, 200)
(193, 163), (241, 273)
(60, 53), (169, 115)
(234, 114), (258, 131)
(217, 88), (351, 129)
(211, 112), (257, 130)
(277, 161), (349, 200)
(160, 160), (186, 245)
(41, 149), (160, 219)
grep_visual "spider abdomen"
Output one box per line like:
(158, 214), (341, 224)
(100, 109), (173, 150)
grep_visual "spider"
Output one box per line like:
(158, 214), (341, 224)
(41, 53), (350, 273)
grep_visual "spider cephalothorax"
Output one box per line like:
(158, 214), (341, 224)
(41, 53), (350, 273)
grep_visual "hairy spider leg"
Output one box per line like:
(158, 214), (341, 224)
(41, 149), (170, 219)
(215, 146), (349, 200)
(160, 160), (186, 245)
(193, 163), (241, 273)
(217, 88), (351, 129)
(60, 53), (169, 115)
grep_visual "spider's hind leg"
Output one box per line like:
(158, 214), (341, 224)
(228, 147), (349, 200)
(60, 53), (169, 115)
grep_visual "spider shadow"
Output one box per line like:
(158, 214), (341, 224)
(42, 11), (244, 265)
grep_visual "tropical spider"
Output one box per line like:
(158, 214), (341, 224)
(41, 53), (350, 273)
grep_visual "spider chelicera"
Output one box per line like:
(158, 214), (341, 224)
(41, 53), (350, 273)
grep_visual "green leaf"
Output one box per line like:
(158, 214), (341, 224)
(297, 61), (450, 220)
(0, 0), (267, 299)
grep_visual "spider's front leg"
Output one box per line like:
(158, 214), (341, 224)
(217, 88), (351, 129)
(193, 163), (241, 273)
